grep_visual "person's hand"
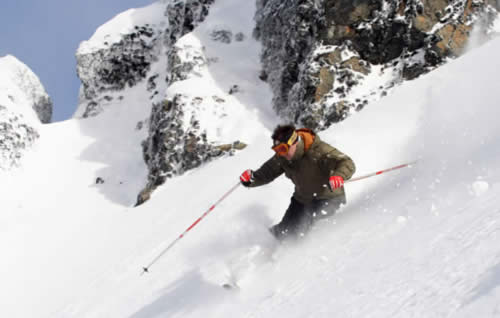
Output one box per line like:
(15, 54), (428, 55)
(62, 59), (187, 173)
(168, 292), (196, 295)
(240, 169), (254, 187)
(328, 175), (344, 191)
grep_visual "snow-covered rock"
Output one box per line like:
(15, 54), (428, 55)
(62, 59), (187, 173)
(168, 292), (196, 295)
(0, 55), (52, 123)
(75, 0), (265, 205)
(75, 0), (214, 118)
(0, 55), (52, 170)
(75, 1), (220, 203)
(255, 0), (500, 129)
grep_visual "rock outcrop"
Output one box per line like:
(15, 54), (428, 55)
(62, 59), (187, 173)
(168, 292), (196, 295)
(76, 24), (161, 118)
(0, 105), (40, 169)
(0, 55), (50, 169)
(0, 55), (52, 124)
(138, 94), (246, 205)
(75, 0), (214, 118)
(75, 1), (248, 205)
(255, 0), (499, 129)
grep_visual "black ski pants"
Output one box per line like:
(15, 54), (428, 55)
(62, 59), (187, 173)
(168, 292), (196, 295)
(270, 194), (346, 241)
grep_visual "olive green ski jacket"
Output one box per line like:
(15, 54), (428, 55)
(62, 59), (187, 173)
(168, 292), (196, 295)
(249, 129), (356, 204)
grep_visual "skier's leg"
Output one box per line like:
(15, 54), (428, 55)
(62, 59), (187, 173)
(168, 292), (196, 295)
(269, 197), (313, 240)
(310, 194), (347, 222)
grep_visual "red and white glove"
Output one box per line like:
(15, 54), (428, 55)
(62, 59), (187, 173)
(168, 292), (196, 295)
(328, 175), (344, 191)
(240, 169), (254, 187)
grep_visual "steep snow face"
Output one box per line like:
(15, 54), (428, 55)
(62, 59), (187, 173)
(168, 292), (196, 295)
(0, 55), (52, 170)
(255, 0), (500, 129)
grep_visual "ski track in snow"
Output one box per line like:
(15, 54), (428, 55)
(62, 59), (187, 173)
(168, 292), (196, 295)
(2, 0), (500, 317)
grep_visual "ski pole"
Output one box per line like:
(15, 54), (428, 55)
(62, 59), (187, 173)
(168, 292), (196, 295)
(345, 160), (418, 184)
(141, 182), (241, 275)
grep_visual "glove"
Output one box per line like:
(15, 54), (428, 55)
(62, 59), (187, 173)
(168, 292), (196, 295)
(328, 175), (344, 191)
(240, 169), (254, 187)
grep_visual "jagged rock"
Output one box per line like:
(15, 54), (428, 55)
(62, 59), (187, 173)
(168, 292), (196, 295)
(211, 28), (233, 44)
(326, 49), (342, 65)
(255, 0), (499, 129)
(0, 105), (40, 170)
(74, 0), (241, 205)
(341, 57), (370, 75)
(323, 0), (380, 26)
(76, 25), (160, 118)
(436, 23), (472, 56)
(137, 95), (244, 206)
(32, 95), (52, 124)
(254, 0), (320, 123)
(315, 68), (335, 102)
(167, 44), (207, 84)
(216, 141), (247, 152)
(75, 0), (215, 118)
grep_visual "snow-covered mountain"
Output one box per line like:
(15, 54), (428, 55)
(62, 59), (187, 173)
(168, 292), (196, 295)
(73, 0), (499, 205)
(1, 0), (500, 317)
(0, 55), (52, 169)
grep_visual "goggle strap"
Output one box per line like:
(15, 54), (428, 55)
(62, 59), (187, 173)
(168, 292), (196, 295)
(287, 131), (298, 146)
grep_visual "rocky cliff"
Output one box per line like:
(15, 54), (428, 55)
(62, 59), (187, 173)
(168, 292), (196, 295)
(75, 0), (214, 119)
(0, 55), (52, 170)
(75, 0), (251, 205)
(255, 0), (499, 129)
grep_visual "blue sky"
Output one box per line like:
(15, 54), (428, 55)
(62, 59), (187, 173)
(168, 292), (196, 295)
(0, 0), (154, 122)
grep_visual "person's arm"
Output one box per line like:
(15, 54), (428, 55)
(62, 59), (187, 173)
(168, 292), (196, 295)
(320, 145), (356, 181)
(240, 156), (284, 188)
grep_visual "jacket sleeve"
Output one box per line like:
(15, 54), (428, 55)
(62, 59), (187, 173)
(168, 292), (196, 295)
(319, 146), (356, 181)
(249, 155), (284, 187)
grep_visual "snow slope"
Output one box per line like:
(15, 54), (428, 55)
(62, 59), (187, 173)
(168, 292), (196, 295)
(2, 2), (500, 318)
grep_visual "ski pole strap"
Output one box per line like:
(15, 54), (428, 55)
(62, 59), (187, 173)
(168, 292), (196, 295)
(142, 182), (241, 274)
(344, 160), (418, 184)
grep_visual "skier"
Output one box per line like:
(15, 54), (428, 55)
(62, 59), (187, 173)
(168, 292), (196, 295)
(240, 124), (356, 240)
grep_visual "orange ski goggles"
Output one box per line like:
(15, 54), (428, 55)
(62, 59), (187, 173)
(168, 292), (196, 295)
(272, 130), (298, 156)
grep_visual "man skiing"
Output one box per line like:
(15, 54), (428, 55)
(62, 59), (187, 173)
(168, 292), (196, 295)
(240, 124), (356, 240)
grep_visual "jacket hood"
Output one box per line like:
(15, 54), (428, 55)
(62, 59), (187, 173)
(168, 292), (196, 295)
(290, 128), (317, 162)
